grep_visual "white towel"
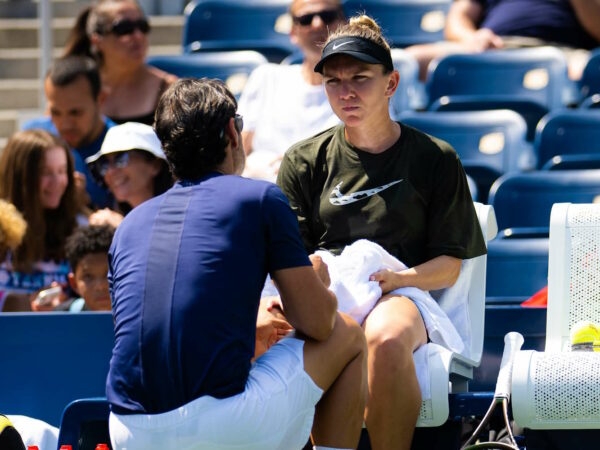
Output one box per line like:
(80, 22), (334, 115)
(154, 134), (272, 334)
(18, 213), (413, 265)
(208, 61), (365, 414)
(7, 415), (59, 450)
(261, 239), (474, 401)
(315, 240), (464, 354)
(316, 240), (471, 401)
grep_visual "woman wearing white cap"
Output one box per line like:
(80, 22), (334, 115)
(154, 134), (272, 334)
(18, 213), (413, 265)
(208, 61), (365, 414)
(86, 121), (173, 227)
(277, 15), (486, 450)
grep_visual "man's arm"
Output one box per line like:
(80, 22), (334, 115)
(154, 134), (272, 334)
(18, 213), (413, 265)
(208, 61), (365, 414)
(272, 260), (337, 341)
(445, 0), (504, 50)
(369, 254), (462, 294)
(445, 0), (484, 41)
(569, 0), (600, 43)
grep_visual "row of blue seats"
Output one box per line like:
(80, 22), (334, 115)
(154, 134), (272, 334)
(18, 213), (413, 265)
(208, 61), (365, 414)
(181, 0), (452, 59)
(0, 234), (552, 429)
(177, 0), (600, 108)
(0, 307), (545, 443)
(146, 49), (600, 173)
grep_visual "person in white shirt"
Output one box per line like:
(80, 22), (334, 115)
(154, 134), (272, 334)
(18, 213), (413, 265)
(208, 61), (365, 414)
(239, 0), (345, 182)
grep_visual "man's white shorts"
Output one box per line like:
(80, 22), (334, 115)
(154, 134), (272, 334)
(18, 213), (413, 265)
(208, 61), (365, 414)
(109, 337), (323, 450)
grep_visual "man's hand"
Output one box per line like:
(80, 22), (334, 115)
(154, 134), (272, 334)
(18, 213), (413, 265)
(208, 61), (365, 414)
(254, 297), (293, 361)
(464, 28), (504, 52)
(309, 254), (330, 288)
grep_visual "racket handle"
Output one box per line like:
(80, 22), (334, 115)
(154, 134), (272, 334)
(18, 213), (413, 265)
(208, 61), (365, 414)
(494, 331), (524, 399)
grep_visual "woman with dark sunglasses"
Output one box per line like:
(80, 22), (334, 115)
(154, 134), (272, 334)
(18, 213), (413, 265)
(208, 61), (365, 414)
(63, 0), (177, 126)
(85, 122), (174, 228)
(238, 0), (345, 182)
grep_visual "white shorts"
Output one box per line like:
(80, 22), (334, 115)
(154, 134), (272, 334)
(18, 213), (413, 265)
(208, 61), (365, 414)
(109, 337), (323, 450)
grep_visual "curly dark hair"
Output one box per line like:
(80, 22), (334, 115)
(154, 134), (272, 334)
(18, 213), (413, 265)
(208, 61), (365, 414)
(154, 78), (238, 181)
(65, 224), (115, 271)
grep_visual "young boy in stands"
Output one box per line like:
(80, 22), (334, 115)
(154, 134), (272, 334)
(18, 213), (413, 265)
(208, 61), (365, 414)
(57, 225), (114, 312)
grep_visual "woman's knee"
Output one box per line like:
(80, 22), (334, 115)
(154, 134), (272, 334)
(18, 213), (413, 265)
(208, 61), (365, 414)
(366, 326), (414, 366)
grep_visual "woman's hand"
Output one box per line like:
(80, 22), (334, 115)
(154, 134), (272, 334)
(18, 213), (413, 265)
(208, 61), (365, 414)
(370, 268), (400, 294)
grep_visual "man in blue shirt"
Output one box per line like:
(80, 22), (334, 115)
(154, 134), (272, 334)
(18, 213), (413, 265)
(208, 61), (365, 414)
(22, 56), (113, 208)
(106, 78), (367, 450)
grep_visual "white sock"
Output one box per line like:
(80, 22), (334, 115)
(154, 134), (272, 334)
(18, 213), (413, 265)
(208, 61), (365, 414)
(313, 446), (353, 450)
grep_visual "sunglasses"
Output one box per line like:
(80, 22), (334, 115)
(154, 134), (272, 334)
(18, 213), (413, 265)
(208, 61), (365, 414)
(234, 114), (244, 133)
(220, 114), (244, 139)
(106, 17), (151, 36)
(96, 152), (130, 177)
(292, 9), (341, 26)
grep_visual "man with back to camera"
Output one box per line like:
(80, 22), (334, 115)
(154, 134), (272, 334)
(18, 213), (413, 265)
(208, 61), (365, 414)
(22, 55), (114, 209)
(106, 77), (368, 450)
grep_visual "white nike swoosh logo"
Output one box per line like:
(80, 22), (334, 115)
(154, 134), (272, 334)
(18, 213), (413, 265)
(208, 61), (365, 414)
(332, 40), (354, 50)
(329, 179), (404, 206)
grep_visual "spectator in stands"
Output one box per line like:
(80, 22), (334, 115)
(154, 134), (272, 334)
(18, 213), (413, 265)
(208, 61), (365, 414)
(0, 415), (26, 450)
(0, 130), (81, 311)
(3, 415), (58, 450)
(277, 15), (487, 449)
(85, 121), (173, 228)
(63, 0), (177, 125)
(406, 0), (600, 80)
(56, 224), (114, 312)
(238, 0), (345, 182)
(0, 200), (27, 312)
(107, 78), (367, 450)
(23, 55), (114, 209)
(0, 200), (26, 264)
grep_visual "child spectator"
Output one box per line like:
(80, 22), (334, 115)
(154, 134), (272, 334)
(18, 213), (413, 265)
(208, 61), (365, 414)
(0, 200), (27, 264)
(0, 200), (27, 312)
(0, 130), (81, 312)
(57, 225), (115, 312)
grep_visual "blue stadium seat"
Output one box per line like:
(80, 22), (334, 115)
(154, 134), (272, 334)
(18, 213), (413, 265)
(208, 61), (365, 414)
(343, 0), (451, 48)
(488, 169), (600, 235)
(389, 49), (424, 114)
(580, 93), (600, 109)
(57, 398), (111, 450)
(181, 0), (297, 62)
(428, 94), (549, 142)
(578, 47), (600, 105)
(399, 109), (531, 202)
(147, 51), (268, 98)
(471, 305), (546, 392)
(486, 236), (549, 305)
(534, 109), (600, 170)
(0, 313), (114, 426)
(426, 47), (575, 112)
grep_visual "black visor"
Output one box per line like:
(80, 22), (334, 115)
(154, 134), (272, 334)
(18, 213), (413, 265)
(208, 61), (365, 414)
(314, 36), (394, 73)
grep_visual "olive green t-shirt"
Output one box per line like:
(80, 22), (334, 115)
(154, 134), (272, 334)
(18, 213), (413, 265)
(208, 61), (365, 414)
(277, 123), (486, 268)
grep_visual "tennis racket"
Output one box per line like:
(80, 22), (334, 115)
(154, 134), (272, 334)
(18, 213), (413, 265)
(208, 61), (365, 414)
(461, 332), (525, 450)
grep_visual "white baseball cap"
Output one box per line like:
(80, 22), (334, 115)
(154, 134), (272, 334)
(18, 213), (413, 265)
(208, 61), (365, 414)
(85, 121), (166, 164)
